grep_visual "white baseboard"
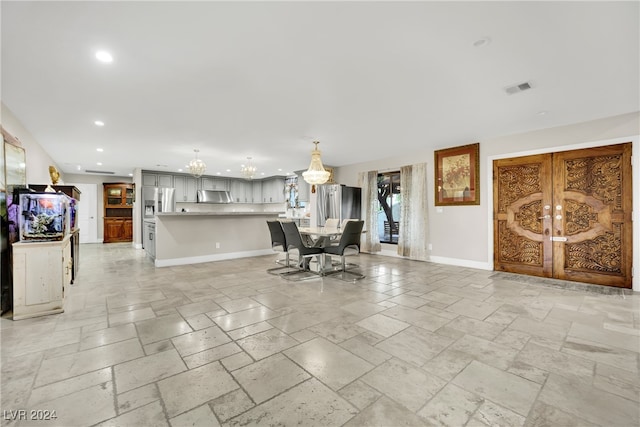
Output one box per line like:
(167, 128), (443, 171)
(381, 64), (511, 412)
(367, 249), (492, 271)
(155, 249), (274, 267)
(132, 243), (142, 249)
(428, 256), (493, 271)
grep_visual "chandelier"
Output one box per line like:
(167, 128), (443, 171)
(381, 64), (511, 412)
(188, 149), (206, 177)
(302, 141), (330, 187)
(240, 157), (257, 180)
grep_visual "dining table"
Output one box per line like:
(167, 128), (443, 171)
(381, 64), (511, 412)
(297, 226), (343, 248)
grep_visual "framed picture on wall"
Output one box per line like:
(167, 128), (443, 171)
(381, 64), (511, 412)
(434, 142), (480, 206)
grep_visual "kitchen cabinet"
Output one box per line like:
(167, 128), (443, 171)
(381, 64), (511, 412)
(174, 175), (197, 202)
(262, 177), (285, 203)
(201, 177), (229, 191)
(297, 175), (310, 202)
(12, 235), (71, 320)
(252, 181), (262, 203)
(143, 221), (156, 259)
(103, 183), (133, 243)
(230, 179), (252, 203)
(142, 172), (173, 188)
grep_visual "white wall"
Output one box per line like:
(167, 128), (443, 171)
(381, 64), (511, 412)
(335, 112), (640, 273)
(63, 173), (133, 242)
(1, 103), (64, 185)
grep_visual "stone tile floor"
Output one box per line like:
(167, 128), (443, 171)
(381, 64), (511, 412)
(1, 243), (639, 426)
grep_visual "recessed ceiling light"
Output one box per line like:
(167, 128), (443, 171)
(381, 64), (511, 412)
(95, 50), (113, 63)
(94, 120), (105, 126)
(178, 168), (183, 172)
(76, 165), (82, 171)
(536, 110), (548, 116)
(286, 172), (291, 175)
(473, 37), (491, 48)
(278, 168), (282, 172)
(96, 148), (104, 152)
(226, 169), (231, 172)
(96, 162), (102, 166)
(216, 172), (221, 175)
(128, 173), (133, 177)
(261, 173), (265, 176)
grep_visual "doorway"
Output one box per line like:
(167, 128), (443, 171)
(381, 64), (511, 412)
(68, 183), (99, 243)
(493, 143), (632, 288)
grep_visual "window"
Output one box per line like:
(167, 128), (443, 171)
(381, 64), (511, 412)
(377, 171), (401, 244)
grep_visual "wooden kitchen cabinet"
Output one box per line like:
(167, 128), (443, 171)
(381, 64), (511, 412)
(103, 183), (134, 243)
(12, 235), (71, 320)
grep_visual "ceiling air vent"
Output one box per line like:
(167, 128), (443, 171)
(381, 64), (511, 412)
(505, 81), (533, 95)
(85, 169), (115, 174)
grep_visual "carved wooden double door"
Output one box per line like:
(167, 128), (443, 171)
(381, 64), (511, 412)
(493, 143), (632, 288)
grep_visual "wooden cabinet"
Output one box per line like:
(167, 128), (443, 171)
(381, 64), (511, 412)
(174, 175), (197, 202)
(29, 185), (81, 201)
(103, 183), (134, 243)
(142, 172), (173, 188)
(12, 235), (71, 320)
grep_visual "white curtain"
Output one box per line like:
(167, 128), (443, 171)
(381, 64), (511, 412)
(397, 163), (429, 261)
(358, 170), (381, 253)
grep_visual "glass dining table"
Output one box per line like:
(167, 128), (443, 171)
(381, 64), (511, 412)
(297, 226), (342, 248)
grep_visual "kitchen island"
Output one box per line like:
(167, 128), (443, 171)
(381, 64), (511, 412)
(153, 212), (282, 267)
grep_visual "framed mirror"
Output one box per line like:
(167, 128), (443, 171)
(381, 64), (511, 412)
(5, 141), (26, 189)
(4, 140), (26, 244)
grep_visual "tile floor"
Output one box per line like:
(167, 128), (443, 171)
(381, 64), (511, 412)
(1, 243), (639, 426)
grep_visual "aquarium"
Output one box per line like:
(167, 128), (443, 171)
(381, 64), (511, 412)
(19, 192), (68, 241)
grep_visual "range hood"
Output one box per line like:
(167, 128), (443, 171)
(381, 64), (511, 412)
(197, 190), (233, 204)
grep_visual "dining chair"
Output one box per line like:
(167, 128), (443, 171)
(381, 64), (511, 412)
(323, 220), (365, 281)
(324, 218), (340, 229)
(341, 218), (356, 228)
(266, 220), (295, 275)
(280, 221), (325, 281)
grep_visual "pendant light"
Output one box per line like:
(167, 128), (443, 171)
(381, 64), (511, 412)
(302, 141), (330, 192)
(188, 149), (206, 177)
(240, 157), (257, 180)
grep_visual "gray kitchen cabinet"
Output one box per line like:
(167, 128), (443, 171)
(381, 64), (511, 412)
(230, 179), (252, 203)
(297, 175), (310, 202)
(142, 172), (173, 188)
(262, 177), (285, 203)
(252, 181), (262, 203)
(143, 221), (156, 259)
(174, 175), (197, 202)
(201, 177), (229, 191)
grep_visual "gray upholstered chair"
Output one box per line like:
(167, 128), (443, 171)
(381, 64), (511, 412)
(266, 220), (295, 275)
(323, 220), (365, 281)
(280, 221), (325, 280)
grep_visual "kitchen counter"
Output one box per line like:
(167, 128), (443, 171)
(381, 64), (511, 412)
(157, 211), (283, 216)
(153, 212), (281, 267)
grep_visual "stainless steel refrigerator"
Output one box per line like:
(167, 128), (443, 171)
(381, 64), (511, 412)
(142, 187), (176, 220)
(316, 184), (362, 227)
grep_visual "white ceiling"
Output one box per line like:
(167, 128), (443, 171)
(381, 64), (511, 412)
(2, 1), (638, 179)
